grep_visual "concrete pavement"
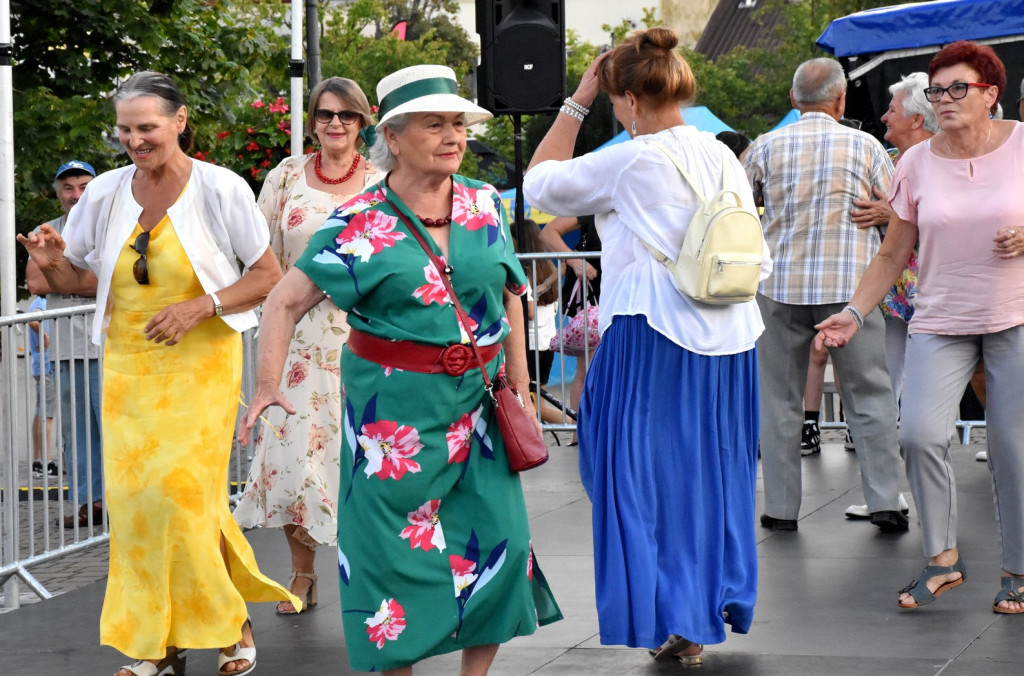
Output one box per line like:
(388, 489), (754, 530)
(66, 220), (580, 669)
(2, 428), (1021, 675)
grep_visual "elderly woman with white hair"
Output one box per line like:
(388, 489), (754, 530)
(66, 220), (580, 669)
(239, 64), (561, 674)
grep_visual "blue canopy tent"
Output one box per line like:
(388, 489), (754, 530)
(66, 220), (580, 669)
(816, 0), (1024, 140)
(595, 105), (735, 151)
(771, 108), (801, 131)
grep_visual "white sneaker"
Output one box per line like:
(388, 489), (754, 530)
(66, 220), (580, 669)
(975, 450), (988, 462)
(845, 492), (910, 519)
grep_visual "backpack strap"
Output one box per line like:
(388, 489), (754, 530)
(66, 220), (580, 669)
(631, 138), (722, 264)
(646, 139), (720, 203)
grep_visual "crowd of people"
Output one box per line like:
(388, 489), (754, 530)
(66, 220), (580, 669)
(14, 23), (1024, 675)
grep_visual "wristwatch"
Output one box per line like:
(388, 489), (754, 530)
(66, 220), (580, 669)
(210, 292), (223, 317)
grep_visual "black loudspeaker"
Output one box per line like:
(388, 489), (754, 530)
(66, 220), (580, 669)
(476, 0), (566, 115)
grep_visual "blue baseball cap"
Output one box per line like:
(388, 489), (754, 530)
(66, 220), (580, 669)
(55, 160), (96, 180)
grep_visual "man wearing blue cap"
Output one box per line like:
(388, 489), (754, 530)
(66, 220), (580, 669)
(26, 160), (105, 528)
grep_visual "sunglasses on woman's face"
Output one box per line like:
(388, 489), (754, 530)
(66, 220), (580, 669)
(314, 109), (360, 125)
(130, 231), (150, 285)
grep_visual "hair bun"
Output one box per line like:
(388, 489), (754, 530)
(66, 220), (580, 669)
(644, 27), (679, 51)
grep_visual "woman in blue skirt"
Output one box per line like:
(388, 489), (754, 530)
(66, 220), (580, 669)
(524, 27), (772, 666)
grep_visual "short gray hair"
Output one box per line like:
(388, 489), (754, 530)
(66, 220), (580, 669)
(792, 58), (846, 105)
(888, 73), (939, 134)
(367, 113), (413, 174)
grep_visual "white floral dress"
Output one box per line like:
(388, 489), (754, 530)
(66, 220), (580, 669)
(234, 153), (380, 546)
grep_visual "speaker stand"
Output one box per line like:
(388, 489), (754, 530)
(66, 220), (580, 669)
(512, 114), (533, 369)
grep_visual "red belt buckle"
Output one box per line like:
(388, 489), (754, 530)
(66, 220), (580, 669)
(440, 343), (474, 376)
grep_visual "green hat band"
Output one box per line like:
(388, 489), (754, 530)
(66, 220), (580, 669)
(378, 77), (459, 121)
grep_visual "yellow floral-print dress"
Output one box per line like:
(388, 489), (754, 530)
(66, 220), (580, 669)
(100, 214), (297, 659)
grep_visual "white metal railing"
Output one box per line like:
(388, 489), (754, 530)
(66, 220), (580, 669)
(0, 251), (591, 607)
(0, 304), (106, 609)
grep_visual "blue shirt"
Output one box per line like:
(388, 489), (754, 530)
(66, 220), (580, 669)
(28, 296), (52, 377)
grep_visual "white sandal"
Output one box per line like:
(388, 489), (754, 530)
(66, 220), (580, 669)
(117, 649), (186, 676)
(217, 620), (256, 676)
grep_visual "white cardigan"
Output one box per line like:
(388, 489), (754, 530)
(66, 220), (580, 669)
(62, 159), (271, 346)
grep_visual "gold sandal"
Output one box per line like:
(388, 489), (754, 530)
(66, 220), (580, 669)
(276, 571), (318, 615)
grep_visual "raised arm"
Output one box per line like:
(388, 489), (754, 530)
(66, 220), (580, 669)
(527, 52), (610, 171)
(18, 225), (97, 295)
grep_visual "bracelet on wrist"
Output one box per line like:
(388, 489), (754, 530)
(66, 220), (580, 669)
(559, 105), (585, 123)
(842, 304), (864, 329)
(563, 97), (591, 116)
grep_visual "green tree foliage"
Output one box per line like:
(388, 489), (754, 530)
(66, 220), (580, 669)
(10, 0), (282, 242)
(686, 0), (917, 137)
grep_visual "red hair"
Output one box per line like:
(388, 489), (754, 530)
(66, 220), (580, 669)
(929, 41), (1005, 115)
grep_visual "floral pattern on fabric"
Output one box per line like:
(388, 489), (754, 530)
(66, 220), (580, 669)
(365, 598), (407, 649)
(234, 154), (381, 547)
(400, 499), (446, 552)
(295, 175), (561, 672)
(879, 246), (917, 322)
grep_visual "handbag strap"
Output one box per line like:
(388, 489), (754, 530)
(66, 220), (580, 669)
(382, 196), (498, 393)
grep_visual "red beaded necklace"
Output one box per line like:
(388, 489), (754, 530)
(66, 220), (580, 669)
(314, 151), (361, 185)
(418, 214), (452, 228)
(384, 175), (453, 228)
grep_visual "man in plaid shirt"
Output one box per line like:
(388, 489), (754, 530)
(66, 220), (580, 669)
(744, 58), (907, 533)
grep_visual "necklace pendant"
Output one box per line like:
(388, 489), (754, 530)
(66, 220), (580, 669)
(444, 264), (454, 276)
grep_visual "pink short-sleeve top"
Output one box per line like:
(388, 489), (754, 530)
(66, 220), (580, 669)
(889, 122), (1024, 335)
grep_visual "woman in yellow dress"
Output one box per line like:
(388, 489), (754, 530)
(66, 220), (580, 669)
(19, 71), (297, 676)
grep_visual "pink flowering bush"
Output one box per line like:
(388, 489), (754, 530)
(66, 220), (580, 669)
(201, 96), (299, 186)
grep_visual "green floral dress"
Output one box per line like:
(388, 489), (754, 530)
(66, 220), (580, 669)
(295, 175), (562, 672)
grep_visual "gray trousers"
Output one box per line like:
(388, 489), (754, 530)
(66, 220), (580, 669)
(900, 328), (1024, 571)
(757, 295), (903, 519)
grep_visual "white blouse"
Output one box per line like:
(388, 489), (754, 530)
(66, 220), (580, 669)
(524, 125), (771, 356)
(62, 160), (272, 346)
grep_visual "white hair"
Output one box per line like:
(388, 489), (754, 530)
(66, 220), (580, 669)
(367, 113), (413, 174)
(888, 73), (939, 134)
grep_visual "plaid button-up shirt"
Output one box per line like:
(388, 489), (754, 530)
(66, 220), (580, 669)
(744, 112), (894, 305)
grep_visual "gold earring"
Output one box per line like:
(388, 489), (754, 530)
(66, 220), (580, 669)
(631, 120), (637, 136)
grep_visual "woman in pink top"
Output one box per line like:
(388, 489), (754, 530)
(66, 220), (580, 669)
(817, 41), (1024, 614)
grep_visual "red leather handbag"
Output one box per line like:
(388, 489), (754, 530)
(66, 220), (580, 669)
(386, 200), (549, 472)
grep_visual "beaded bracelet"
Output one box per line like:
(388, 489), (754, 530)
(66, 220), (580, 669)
(842, 304), (864, 329)
(559, 105), (585, 122)
(563, 97), (590, 117)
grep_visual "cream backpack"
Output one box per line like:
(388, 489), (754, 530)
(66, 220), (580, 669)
(636, 140), (765, 304)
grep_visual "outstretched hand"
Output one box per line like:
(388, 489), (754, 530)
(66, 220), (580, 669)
(17, 224), (67, 269)
(814, 311), (859, 350)
(237, 384), (295, 447)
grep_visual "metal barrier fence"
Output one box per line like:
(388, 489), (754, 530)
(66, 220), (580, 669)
(0, 304), (105, 609)
(6, 251), (979, 608)
(0, 251), (596, 608)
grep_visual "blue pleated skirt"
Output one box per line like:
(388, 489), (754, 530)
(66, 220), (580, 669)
(578, 314), (759, 649)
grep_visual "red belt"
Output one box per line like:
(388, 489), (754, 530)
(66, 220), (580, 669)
(346, 328), (501, 377)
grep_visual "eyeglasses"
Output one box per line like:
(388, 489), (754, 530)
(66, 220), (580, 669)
(130, 231), (150, 285)
(313, 109), (360, 125)
(923, 82), (992, 103)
